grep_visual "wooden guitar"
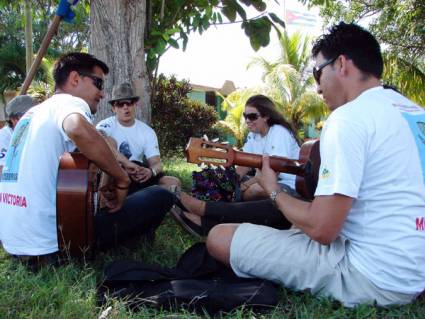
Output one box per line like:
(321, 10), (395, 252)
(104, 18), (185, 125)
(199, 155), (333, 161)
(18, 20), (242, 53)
(56, 152), (99, 258)
(185, 138), (321, 200)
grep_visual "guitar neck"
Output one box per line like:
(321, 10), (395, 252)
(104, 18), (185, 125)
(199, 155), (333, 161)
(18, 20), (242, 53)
(232, 150), (306, 176)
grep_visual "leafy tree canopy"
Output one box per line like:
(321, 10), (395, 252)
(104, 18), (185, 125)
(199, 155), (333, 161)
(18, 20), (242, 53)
(319, 0), (424, 63)
(0, 0), (89, 93)
(0, 0), (327, 93)
(318, 0), (424, 105)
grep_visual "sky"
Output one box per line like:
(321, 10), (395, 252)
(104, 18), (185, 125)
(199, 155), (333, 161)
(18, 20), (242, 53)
(158, 1), (323, 90)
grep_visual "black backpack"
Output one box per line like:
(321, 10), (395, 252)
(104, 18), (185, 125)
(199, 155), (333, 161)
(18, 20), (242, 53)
(97, 243), (278, 315)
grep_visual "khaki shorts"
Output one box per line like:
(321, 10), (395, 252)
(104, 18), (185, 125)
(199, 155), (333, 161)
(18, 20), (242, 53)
(230, 224), (416, 307)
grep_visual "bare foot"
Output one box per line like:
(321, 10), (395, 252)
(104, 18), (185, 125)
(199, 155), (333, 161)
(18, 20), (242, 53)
(180, 192), (206, 216)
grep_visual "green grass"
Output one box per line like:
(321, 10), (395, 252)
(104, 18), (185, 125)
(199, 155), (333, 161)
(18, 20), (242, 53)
(0, 157), (424, 318)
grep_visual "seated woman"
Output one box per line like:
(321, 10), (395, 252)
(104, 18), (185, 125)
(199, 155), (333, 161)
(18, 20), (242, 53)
(237, 94), (300, 201)
(171, 95), (301, 238)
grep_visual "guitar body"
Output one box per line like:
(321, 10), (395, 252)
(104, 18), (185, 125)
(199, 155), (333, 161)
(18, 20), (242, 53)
(296, 139), (320, 200)
(56, 152), (98, 258)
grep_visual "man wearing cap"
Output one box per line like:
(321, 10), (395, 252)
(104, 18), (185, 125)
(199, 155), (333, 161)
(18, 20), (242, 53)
(96, 82), (180, 193)
(0, 95), (36, 166)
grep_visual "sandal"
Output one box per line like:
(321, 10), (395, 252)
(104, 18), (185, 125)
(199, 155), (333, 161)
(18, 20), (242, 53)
(168, 186), (204, 238)
(169, 205), (204, 239)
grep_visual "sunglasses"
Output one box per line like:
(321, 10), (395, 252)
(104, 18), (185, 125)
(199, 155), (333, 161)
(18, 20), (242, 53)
(243, 112), (261, 121)
(79, 72), (104, 91)
(313, 56), (337, 84)
(113, 100), (135, 108)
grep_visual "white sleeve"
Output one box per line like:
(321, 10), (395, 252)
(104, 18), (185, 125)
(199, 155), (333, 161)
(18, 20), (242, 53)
(0, 127), (11, 152)
(144, 128), (160, 159)
(55, 96), (93, 142)
(96, 118), (113, 137)
(314, 116), (366, 198)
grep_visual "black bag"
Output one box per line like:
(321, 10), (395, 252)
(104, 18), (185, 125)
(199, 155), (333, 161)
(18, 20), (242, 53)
(97, 243), (278, 315)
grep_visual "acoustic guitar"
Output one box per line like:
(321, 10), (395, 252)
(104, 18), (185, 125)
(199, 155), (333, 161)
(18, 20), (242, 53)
(185, 137), (321, 200)
(56, 152), (99, 258)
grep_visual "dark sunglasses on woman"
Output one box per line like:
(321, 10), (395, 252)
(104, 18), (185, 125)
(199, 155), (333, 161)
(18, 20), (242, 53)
(243, 112), (261, 121)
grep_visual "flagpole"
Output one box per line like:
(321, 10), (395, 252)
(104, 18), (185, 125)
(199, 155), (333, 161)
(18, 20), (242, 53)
(20, 0), (78, 95)
(20, 15), (62, 95)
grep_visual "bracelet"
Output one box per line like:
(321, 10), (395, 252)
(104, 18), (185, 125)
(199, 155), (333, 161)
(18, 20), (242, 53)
(270, 189), (284, 203)
(115, 184), (129, 190)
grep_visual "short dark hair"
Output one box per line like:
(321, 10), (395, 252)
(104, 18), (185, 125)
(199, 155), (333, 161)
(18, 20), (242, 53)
(312, 22), (383, 79)
(53, 52), (109, 88)
(245, 94), (300, 145)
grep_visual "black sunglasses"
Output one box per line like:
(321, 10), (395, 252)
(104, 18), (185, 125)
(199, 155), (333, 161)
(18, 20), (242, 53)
(79, 72), (104, 91)
(114, 100), (136, 108)
(313, 57), (337, 84)
(243, 112), (261, 121)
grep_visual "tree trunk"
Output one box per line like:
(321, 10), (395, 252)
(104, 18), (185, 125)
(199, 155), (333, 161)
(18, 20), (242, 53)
(89, 0), (151, 124)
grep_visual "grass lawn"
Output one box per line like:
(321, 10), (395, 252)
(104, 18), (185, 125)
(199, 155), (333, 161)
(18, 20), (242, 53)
(0, 157), (424, 318)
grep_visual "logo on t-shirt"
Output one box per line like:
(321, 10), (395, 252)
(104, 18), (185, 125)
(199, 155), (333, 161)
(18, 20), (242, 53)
(1, 117), (32, 183)
(321, 168), (331, 179)
(119, 141), (132, 159)
(416, 217), (425, 230)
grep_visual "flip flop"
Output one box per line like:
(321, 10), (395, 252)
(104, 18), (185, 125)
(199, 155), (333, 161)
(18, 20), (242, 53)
(169, 205), (205, 239)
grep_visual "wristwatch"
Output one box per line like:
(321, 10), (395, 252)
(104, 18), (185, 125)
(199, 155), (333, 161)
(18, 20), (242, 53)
(269, 189), (284, 203)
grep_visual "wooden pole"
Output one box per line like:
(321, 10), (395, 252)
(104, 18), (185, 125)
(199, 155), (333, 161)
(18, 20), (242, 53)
(24, 0), (33, 75)
(20, 15), (62, 95)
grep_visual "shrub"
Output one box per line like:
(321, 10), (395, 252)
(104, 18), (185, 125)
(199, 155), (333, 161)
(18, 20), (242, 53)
(152, 75), (219, 156)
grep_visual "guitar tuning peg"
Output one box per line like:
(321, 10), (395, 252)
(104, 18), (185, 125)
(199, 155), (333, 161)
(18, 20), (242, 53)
(212, 138), (219, 142)
(210, 164), (217, 169)
(219, 165), (226, 170)
(202, 134), (209, 141)
(200, 163), (207, 169)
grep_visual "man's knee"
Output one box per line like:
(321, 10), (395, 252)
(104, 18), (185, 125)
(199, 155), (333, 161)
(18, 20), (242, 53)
(206, 224), (239, 266)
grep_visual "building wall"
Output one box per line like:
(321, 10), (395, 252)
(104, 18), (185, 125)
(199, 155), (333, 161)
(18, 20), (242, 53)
(188, 90), (228, 120)
(187, 91), (205, 103)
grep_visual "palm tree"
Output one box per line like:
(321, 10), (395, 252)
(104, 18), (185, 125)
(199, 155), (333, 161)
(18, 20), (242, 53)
(383, 53), (425, 106)
(247, 29), (328, 136)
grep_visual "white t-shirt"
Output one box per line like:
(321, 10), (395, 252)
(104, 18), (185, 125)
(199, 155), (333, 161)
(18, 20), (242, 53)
(96, 116), (160, 161)
(0, 125), (12, 166)
(243, 125), (300, 188)
(315, 86), (425, 294)
(0, 94), (93, 256)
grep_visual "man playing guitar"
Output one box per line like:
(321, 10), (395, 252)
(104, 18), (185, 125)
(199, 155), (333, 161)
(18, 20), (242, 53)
(205, 23), (425, 307)
(0, 53), (173, 269)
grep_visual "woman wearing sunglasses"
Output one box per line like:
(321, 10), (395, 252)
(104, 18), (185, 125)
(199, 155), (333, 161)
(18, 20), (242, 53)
(237, 94), (300, 201)
(170, 94), (300, 238)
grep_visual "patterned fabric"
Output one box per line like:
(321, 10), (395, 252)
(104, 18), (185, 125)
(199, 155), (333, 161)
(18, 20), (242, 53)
(191, 167), (240, 202)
